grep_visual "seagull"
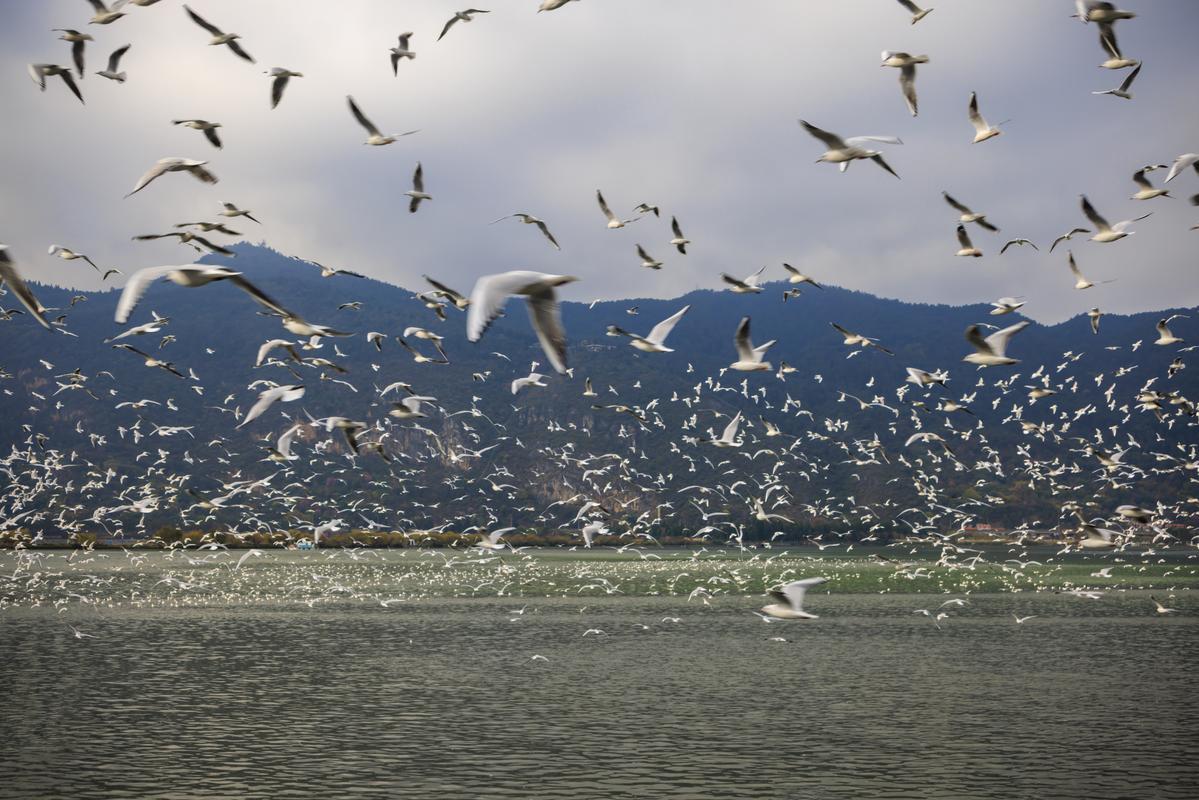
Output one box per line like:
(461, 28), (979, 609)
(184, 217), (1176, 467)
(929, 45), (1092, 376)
(304, 260), (364, 279)
(730, 317), (775, 372)
(490, 214), (560, 250)
(265, 68), (302, 109)
(706, 411), (743, 448)
(782, 264), (822, 287)
(596, 190), (638, 228)
(113, 343), (184, 378)
(963, 320), (1030, 366)
(1155, 317), (1185, 346)
(1080, 195), (1150, 243)
(132, 230), (235, 257)
(219, 202), (260, 223)
(53, 29), (93, 78)
(1049, 227), (1090, 252)
(28, 64), (84, 104)
(477, 526), (513, 551)
(405, 163), (431, 213)
(1092, 62), (1141, 99)
(1130, 166), (1170, 200)
(967, 92), (1002, 143)
(0, 245), (51, 330)
(438, 9), (490, 41)
(954, 225), (982, 258)
(1088, 307), (1102, 334)
(171, 119), (223, 149)
(125, 158), (217, 198)
(633, 203), (660, 218)
(943, 192), (999, 231)
(1000, 238), (1038, 254)
(906, 367), (948, 387)
(721, 266), (766, 294)
(388, 395), (436, 419)
(880, 51), (927, 116)
(467, 271), (577, 374)
(48, 245), (101, 273)
(114, 266), (288, 324)
(96, 43), (131, 82)
(895, 0), (934, 25)
(761, 577), (828, 620)
(86, 0), (127, 25)
(424, 275), (470, 310)
(390, 33), (415, 74)
(830, 322), (893, 355)
(237, 384), (305, 428)
(511, 372), (547, 395)
(669, 217), (691, 254)
(1115, 504), (1153, 524)
(183, 5), (255, 62)
(635, 244), (662, 269)
(1096, 22), (1137, 69)
(67, 624), (97, 639)
(608, 305), (689, 353)
(1150, 596), (1177, 614)
(346, 95), (418, 145)
(1165, 153), (1199, 183)
(799, 120), (901, 178)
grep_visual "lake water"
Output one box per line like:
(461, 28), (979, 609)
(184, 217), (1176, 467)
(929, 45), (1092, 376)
(1, 550), (1196, 799)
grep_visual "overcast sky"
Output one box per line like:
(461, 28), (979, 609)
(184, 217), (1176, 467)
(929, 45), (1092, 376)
(4, 0), (1197, 323)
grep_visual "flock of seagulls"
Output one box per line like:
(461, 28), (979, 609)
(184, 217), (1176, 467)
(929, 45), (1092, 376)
(1, 0), (1196, 632)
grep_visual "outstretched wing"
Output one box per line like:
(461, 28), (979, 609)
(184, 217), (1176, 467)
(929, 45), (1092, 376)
(646, 305), (689, 347)
(798, 119), (846, 150)
(115, 265), (181, 323)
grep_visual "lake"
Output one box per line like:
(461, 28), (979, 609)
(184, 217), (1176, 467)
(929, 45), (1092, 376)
(1, 548), (1196, 799)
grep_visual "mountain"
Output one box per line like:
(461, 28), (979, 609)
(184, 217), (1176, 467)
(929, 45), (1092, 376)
(2, 243), (1196, 544)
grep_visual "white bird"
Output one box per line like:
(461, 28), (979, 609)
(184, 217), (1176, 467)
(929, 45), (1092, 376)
(954, 225), (982, 258)
(96, 43), (131, 82)
(895, 0), (934, 25)
(125, 157), (217, 198)
(86, 0), (127, 24)
(1080, 195), (1150, 243)
(608, 305), (689, 353)
(906, 367), (948, 387)
(114, 266), (288, 324)
(389, 395), (436, 419)
(1150, 596), (1177, 614)
(266, 67), (303, 109)
(467, 271), (577, 374)
(346, 95), (419, 145)
(730, 317), (775, 372)
(1092, 62), (1140, 99)
(830, 322), (893, 355)
(967, 91), (1002, 143)
(1130, 166), (1170, 200)
(761, 577), (828, 620)
(1000, 238), (1038, 254)
(1049, 227), (1091, 252)
(183, 5), (255, 62)
(990, 297), (1025, 315)
(219, 202), (260, 223)
(0, 245), (51, 330)
(28, 64), (84, 104)
(635, 244), (662, 270)
(390, 33), (415, 74)
(707, 411), (743, 448)
(1155, 317), (1185, 346)
(880, 51), (927, 116)
(48, 244), (102, 273)
(477, 526), (513, 551)
(721, 266), (766, 294)
(438, 9), (490, 42)
(799, 120), (901, 178)
(404, 163), (432, 213)
(490, 214), (560, 250)
(943, 192), (999, 231)
(669, 217), (691, 254)
(1067, 250), (1111, 290)
(172, 119), (222, 148)
(596, 190), (638, 228)
(237, 384), (305, 428)
(963, 320), (1030, 366)
(511, 372), (547, 395)
(782, 264), (822, 287)
(1165, 153), (1199, 183)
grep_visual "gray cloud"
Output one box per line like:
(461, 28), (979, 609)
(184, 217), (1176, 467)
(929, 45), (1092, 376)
(4, 0), (1198, 322)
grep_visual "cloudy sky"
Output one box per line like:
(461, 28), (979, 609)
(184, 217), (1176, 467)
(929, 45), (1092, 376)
(4, 0), (1197, 323)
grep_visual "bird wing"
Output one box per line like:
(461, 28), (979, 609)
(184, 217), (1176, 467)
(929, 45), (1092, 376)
(225, 39), (255, 63)
(956, 225), (974, 249)
(346, 96), (381, 136)
(734, 317), (756, 361)
(526, 288), (568, 374)
(899, 64), (918, 116)
(115, 265), (183, 323)
(1156, 319), (1173, 338)
(126, 159), (177, 197)
(1165, 153), (1199, 183)
(596, 189), (616, 222)
(108, 43), (130, 71)
(967, 92), (987, 132)
(798, 120), (846, 150)
(183, 5), (224, 36)
(1080, 195), (1111, 231)
(870, 153), (900, 179)
(720, 412), (742, 442)
(781, 577), (826, 611)
(58, 70), (85, 104)
(1132, 169), (1152, 190)
(985, 321), (1030, 356)
(437, 16), (459, 41)
(270, 74), (289, 109)
(720, 273), (749, 290)
(412, 162), (424, 192)
(943, 192), (971, 215)
(1067, 251), (1084, 279)
(1118, 63), (1141, 92)
(964, 325), (992, 355)
(533, 220), (560, 250)
(0, 249), (51, 330)
(646, 305), (689, 347)
(671, 216), (684, 238)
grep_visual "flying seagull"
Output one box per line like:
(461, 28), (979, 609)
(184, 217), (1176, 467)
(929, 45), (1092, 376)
(0, 245), (51, 330)
(125, 157), (217, 197)
(390, 33), (415, 74)
(183, 5), (255, 62)
(596, 190), (638, 228)
(963, 320), (1030, 366)
(607, 305), (690, 353)
(669, 217), (691, 254)
(943, 192), (999, 231)
(438, 9), (490, 41)
(490, 214), (560, 250)
(466, 271), (577, 374)
(954, 225), (982, 258)
(96, 44), (131, 82)
(114, 266), (289, 324)
(761, 578), (829, 620)
(1092, 62), (1141, 99)
(880, 51), (927, 116)
(405, 163), (431, 213)
(266, 68), (303, 109)
(346, 95), (419, 145)
(53, 29), (93, 78)
(172, 119), (223, 148)
(967, 92), (1002, 143)
(895, 0), (934, 24)
(799, 119), (901, 178)
(730, 317), (775, 372)
(721, 267), (766, 294)
(28, 64), (84, 104)
(1080, 195), (1150, 243)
